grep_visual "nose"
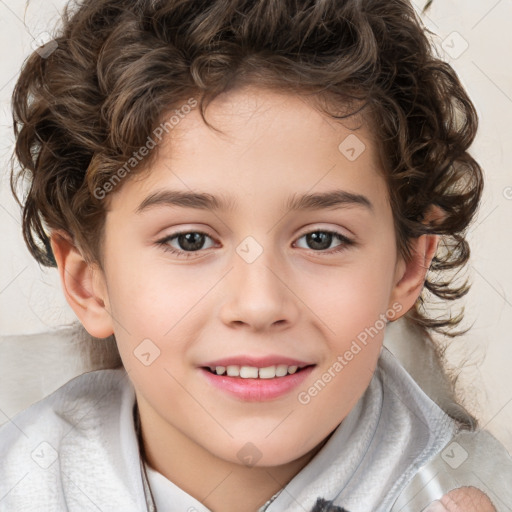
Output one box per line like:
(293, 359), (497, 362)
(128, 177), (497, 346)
(218, 245), (300, 332)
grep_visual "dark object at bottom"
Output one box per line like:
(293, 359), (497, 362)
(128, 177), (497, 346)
(311, 498), (350, 512)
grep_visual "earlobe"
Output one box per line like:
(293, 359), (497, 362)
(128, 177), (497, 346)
(50, 231), (114, 338)
(388, 234), (439, 320)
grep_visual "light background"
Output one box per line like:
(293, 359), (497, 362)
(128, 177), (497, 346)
(0, 0), (511, 451)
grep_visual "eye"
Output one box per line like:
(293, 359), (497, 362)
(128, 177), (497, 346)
(294, 230), (354, 253)
(156, 228), (354, 258)
(157, 231), (217, 257)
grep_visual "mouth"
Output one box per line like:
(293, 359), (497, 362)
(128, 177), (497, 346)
(198, 358), (316, 401)
(202, 364), (312, 379)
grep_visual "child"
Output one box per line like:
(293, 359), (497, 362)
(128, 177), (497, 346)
(2, 0), (511, 511)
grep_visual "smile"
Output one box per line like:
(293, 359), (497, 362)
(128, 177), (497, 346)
(199, 357), (316, 401)
(204, 364), (306, 378)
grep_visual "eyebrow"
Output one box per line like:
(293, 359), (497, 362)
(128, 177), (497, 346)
(135, 189), (374, 214)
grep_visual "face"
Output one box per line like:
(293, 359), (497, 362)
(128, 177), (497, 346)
(95, 86), (405, 467)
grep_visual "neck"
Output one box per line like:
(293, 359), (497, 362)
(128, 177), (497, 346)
(134, 401), (328, 512)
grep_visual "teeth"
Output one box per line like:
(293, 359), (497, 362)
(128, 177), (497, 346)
(275, 364), (288, 377)
(210, 365), (304, 378)
(227, 365), (240, 377)
(240, 366), (259, 378)
(258, 366), (276, 379)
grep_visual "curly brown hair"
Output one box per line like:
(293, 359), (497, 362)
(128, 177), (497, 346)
(10, 0), (482, 347)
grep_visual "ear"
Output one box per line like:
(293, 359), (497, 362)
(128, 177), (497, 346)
(387, 233), (439, 320)
(50, 231), (114, 338)
(387, 205), (445, 319)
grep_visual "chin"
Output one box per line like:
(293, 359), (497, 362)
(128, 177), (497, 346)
(213, 436), (321, 469)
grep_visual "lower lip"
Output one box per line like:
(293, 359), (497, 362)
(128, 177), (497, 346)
(200, 366), (315, 401)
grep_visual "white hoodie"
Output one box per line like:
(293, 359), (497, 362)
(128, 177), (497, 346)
(0, 346), (510, 512)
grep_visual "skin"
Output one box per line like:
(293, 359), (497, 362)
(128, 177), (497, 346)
(424, 487), (497, 512)
(52, 86), (440, 512)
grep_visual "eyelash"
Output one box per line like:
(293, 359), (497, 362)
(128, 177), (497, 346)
(156, 229), (355, 259)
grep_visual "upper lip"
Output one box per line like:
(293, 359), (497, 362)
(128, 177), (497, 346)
(200, 355), (314, 368)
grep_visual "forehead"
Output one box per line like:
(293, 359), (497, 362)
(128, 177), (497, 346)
(108, 86), (389, 215)
(167, 86), (375, 162)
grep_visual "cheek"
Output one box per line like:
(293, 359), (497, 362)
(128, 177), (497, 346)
(295, 264), (391, 422)
(103, 250), (225, 376)
(298, 250), (396, 336)
(104, 245), (202, 330)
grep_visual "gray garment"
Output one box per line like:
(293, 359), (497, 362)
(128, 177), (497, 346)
(0, 346), (510, 511)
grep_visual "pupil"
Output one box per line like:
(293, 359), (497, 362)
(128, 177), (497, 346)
(179, 233), (205, 251)
(307, 232), (332, 250)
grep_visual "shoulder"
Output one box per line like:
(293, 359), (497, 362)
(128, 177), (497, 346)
(0, 368), (133, 506)
(0, 367), (131, 449)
